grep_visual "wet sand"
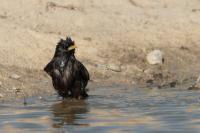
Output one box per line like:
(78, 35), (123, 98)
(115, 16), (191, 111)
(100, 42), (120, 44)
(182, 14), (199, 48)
(0, 0), (200, 100)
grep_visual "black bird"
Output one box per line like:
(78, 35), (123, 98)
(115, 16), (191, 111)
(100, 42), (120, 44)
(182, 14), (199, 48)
(44, 37), (89, 99)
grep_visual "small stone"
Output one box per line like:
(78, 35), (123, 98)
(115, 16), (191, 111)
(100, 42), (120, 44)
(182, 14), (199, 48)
(12, 86), (17, 90)
(169, 81), (177, 88)
(188, 86), (200, 90)
(196, 75), (200, 83)
(83, 37), (92, 41)
(12, 86), (21, 92)
(196, 83), (200, 88)
(131, 81), (136, 85)
(147, 50), (164, 65)
(96, 64), (107, 70)
(146, 79), (154, 84)
(188, 75), (200, 90)
(106, 64), (122, 72)
(10, 74), (21, 79)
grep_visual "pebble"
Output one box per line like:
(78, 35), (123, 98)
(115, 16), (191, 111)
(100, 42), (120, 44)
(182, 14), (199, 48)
(12, 86), (17, 90)
(12, 86), (21, 92)
(96, 64), (107, 70)
(96, 64), (122, 72)
(106, 64), (122, 72)
(189, 84), (200, 90)
(147, 50), (164, 65)
(188, 75), (200, 90)
(10, 74), (21, 79)
(38, 96), (43, 100)
(188, 86), (200, 90)
(169, 81), (177, 88)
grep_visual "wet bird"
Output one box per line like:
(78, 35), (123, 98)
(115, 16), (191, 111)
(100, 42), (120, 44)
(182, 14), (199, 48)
(44, 37), (89, 99)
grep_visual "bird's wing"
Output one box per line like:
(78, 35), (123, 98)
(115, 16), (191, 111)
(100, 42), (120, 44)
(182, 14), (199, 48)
(44, 57), (64, 76)
(44, 59), (54, 75)
(78, 61), (90, 81)
(44, 58), (74, 89)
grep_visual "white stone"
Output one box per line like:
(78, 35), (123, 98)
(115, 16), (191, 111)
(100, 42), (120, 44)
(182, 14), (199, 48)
(10, 74), (21, 79)
(12, 86), (21, 93)
(147, 50), (164, 65)
(194, 75), (200, 88)
(12, 86), (17, 90)
(106, 64), (122, 72)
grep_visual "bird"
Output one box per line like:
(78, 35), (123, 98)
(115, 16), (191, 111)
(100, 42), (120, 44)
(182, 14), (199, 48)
(44, 37), (89, 99)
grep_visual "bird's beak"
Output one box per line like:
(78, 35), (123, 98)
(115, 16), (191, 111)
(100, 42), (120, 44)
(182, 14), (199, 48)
(68, 45), (77, 51)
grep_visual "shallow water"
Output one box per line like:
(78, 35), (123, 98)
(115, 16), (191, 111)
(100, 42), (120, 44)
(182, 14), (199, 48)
(1, 85), (200, 133)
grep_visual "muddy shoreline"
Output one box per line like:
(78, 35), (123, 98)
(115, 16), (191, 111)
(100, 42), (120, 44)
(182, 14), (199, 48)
(0, 62), (199, 102)
(0, 0), (200, 101)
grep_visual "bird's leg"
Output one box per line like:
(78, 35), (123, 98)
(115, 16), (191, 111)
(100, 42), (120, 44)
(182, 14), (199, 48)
(68, 89), (72, 97)
(80, 82), (84, 93)
(81, 81), (88, 98)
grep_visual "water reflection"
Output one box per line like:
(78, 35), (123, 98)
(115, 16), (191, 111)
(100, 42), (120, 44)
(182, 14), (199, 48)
(50, 100), (89, 128)
(1, 86), (200, 133)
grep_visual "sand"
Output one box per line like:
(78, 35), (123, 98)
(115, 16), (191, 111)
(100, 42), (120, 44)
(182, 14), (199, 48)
(0, 0), (200, 100)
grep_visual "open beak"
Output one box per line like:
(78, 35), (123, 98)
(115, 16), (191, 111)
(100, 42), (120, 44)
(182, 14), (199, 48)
(68, 45), (77, 51)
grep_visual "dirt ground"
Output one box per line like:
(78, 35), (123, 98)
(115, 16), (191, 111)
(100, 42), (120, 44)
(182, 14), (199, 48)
(0, 0), (200, 101)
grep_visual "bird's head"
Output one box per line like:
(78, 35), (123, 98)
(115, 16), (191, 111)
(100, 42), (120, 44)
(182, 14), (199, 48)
(54, 37), (77, 57)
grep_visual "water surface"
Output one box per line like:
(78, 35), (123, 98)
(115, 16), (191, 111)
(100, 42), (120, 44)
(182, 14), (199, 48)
(1, 85), (200, 133)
